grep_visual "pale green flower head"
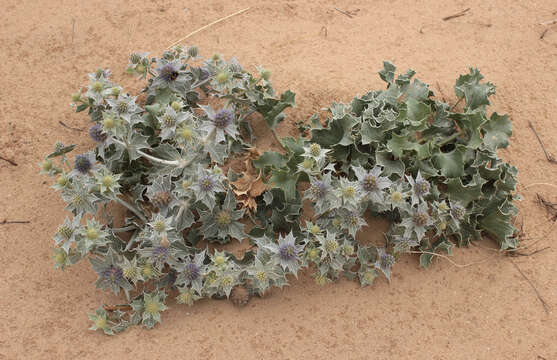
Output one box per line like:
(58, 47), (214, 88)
(213, 270), (239, 298)
(53, 215), (82, 253)
(336, 177), (363, 209)
(133, 290), (168, 329)
(317, 231), (340, 258)
(400, 202), (433, 240)
(302, 143), (329, 164)
(148, 213), (174, 235)
(93, 167), (121, 195)
(352, 165), (391, 204)
(106, 94), (140, 125)
(61, 180), (98, 216)
(53, 247), (71, 270)
(176, 286), (202, 306)
(51, 172), (71, 191)
(247, 257), (284, 294)
(78, 218), (109, 255)
(88, 307), (114, 335)
(358, 267), (378, 287)
(199, 190), (245, 243)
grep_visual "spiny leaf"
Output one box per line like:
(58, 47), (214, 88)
(405, 98), (431, 130)
(378, 61), (396, 85)
(454, 68), (496, 110)
(252, 151), (287, 170)
(269, 169), (299, 200)
(478, 201), (517, 250)
(257, 90), (296, 129)
(433, 144), (466, 178)
(449, 110), (486, 149)
(483, 112), (512, 151)
(126, 132), (150, 161)
(375, 150), (405, 178)
(311, 118), (345, 147)
(446, 173), (487, 205)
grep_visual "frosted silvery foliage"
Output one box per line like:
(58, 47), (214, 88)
(41, 45), (304, 334)
(42, 48), (520, 334)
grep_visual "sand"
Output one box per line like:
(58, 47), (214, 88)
(1, 0), (556, 359)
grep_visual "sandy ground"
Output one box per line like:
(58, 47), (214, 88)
(1, 0), (557, 359)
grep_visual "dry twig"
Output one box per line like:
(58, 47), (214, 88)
(536, 193), (557, 221)
(71, 18), (76, 47)
(59, 121), (83, 132)
(512, 246), (550, 257)
(510, 259), (551, 314)
(442, 8), (471, 21)
(166, 7), (250, 49)
(1, 219), (30, 225)
(103, 304), (132, 312)
(540, 18), (557, 26)
(528, 121), (556, 163)
(0, 155), (17, 166)
(334, 7), (353, 18)
(408, 250), (494, 268)
(522, 182), (557, 190)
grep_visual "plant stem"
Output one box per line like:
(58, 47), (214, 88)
(438, 132), (460, 146)
(136, 149), (182, 166)
(111, 225), (138, 233)
(113, 196), (148, 223)
(111, 138), (182, 167)
(450, 96), (464, 111)
(174, 200), (190, 223)
(270, 128), (286, 152)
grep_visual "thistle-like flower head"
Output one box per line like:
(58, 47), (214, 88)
(406, 171), (431, 205)
(90, 249), (133, 295)
(450, 201), (466, 220)
(74, 152), (95, 175)
(309, 180), (327, 199)
(392, 235), (420, 254)
(158, 62), (179, 82)
(199, 190), (245, 242)
(263, 231), (304, 276)
(136, 290), (168, 329)
(199, 175), (215, 192)
(89, 124), (107, 143)
(53, 215), (82, 253)
(183, 262), (200, 281)
(375, 247), (395, 280)
(199, 104), (238, 142)
(214, 109), (234, 129)
(400, 202), (433, 240)
(353, 165), (391, 203)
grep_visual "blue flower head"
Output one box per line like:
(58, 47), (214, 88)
(159, 63), (179, 82)
(74, 153), (93, 174)
(89, 124), (106, 143)
(214, 109), (234, 129)
(183, 262), (199, 281)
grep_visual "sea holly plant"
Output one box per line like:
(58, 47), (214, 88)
(41, 46), (519, 334)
